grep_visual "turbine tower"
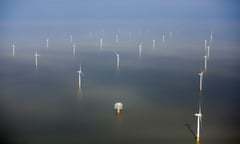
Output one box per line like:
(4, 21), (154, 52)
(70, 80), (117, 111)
(194, 100), (202, 143)
(204, 40), (207, 49)
(35, 50), (40, 69)
(115, 52), (120, 70)
(100, 38), (103, 50)
(70, 35), (73, 44)
(210, 32), (213, 44)
(138, 43), (142, 58)
(204, 55), (207, 71)
(46, 38), (49, 49)
(207, 45), (210, 59)
(162, 34), (165, 44)
(115, 34), (118, 44)
(12, 43), (15, 56)
(199, 71), (203, 92)
(152, 39), (155, 49)
(77, 65), (85, 89)
(169, 31), (172, 40)
(73, 43), (76, 56)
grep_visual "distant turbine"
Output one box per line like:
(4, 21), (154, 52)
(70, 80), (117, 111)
(204, 40), (207, 49)
(46, 38), (49, 49)
(169, 31), (172, 40)
(115, 34), (119, 44)
(152, 39), (155, 49)
(12, 43), (15, 56)
(115, 52), (120, 70)
(138, 43), (142, 58)
(73, 43), (76, 56)
(204, 55), (207, 71)
(89, 32), (92, 40)
(114, 102), (123, 115)
(210, 32), (213, 44)
(77, 65), (85, 89)
(35, 50), (40, 69)
(70, 35), (73, 44)
(199, 71), (204, 92)
(162, 34), (165, 44)
(100, 38), (103, 50)
(207, 45), (210, 59)
(193, 101), (202, 143)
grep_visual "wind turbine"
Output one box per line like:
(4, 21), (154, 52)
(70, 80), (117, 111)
(207, 45), (210, 59)
(73, 43), (76, 56)
(46, 38), (49, 49)
(169, 31), (172, 40)
(138, 43), (142, 58)
(199, 71), (204, 92)
(193, 99), (202, 143)
(204, 55), (207, 72)
(210, 32), (213, 44)
(115, 34), (119, 44)
(70, 35), (73, 44)
(35, 50), (40, 69)
(12, 43), (15, 56)
(89, 32), (92, 40)
(204, 40), (207, 49)
(162, 34), (165, 44)
(152, 39), (155, 49)
(115, 52), (120, 70)
(128, 32), (131, 41)
(77, 65), (85, 89)
(100, 37), (103, 50)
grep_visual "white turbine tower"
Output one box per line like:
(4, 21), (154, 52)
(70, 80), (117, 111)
(152, 39), (155, 49)
(73, 43), (76, 56)
(115, 52), (120, 70)
(169, 31), (172, 40)
(46, 38), (49, 49)
(162, 34), (165, 44)
(70, 35), (73, 44)
(138, 43), (142, 58)
(204, 55), (207, 71)
(204, 40), (207, 49)
(77, 65), (85, 89)
(207, 45), (210, 59)
(35, 50), (40, 69)
(100, 37), (103, 50)
(194, 101), (202, 143)
(210, 32), (213, 44)
(199, 71), (204, 92)
(12, 43), (15, 56)
(115, 34), (118, 44)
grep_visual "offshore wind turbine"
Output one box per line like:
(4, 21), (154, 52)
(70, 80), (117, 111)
(207, 45), (210, 59)
(199, 71), (204, 92)
(77, 65), (85, 89)
(128, 32), (131, 41)
(72, 42), (76, 56)
(169, 31), (172, 40)
(193, 98), (202, 143)
(35, 50), (40, 69)
(115, 52), (120, 70)
(115, 34), (119, 44)
(153, 40), (155, 48)
(138, 43), (142, 58)
(162, 34), (165, 44)
(70, 35), (73, 44)
(210, 32), (213, 44)
(204, 55), (207, 71)
(204, 40), (207, 49)
(100, 37), (103, 50)
(12, 43), (15, 56)
(46, 38), (49, 49)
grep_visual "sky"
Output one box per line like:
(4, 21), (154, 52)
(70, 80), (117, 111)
(0, 0), (239, 24)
